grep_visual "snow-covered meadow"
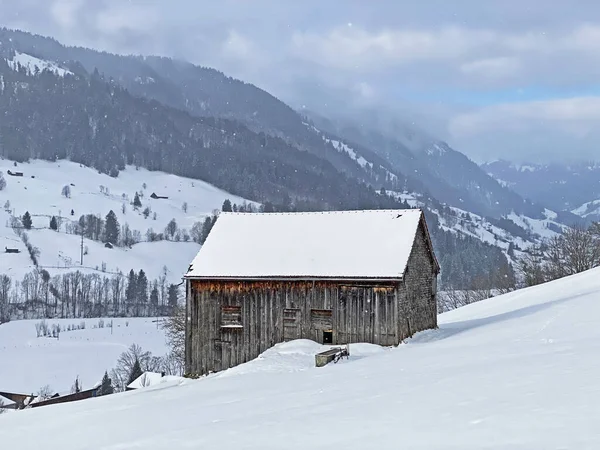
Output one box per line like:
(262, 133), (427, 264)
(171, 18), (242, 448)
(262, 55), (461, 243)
(0, 159), (250, 282)
(2, 267), (600, 448)
(0, 317), (169, 394)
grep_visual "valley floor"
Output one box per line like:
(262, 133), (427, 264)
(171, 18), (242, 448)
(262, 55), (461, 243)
(2, 267), (600, 448)
(0, 317), (169, 394)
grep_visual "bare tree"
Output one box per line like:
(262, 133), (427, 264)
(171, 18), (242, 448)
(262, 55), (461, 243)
(160, 306), (185, 373)
(111, 344), (153, 391)
(71, 376), (82, 394)
(182, 202), (188, 213)
(37, 385), (53, 401)
(0, 172), (6, 191)
(61, 185), (71, 198)
(517, 246), (547, 287)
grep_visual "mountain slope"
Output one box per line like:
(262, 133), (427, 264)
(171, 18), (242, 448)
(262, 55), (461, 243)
(305, 111), (546, 219)
(2, 267), (600, 448)
(0, 159), (247, 283)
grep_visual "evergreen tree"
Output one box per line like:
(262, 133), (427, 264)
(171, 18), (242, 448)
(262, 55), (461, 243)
(133, 192), (142, 209)
(167, 284), (179, 309)
(49, 216), (58, 231)
(222, 199), (232, 212)
(137, 269), (148, 311)
(200, 216), (214, 244)
(150, 283), (159, 315)
(22, 211), (32, 230)
(99, 371), (114, 396)
(127, 359), (144, 386)
(104, 210), (119, 244)
(125, 269), (137, 311)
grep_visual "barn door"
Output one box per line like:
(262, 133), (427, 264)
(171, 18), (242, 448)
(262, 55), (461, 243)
(283, 308), (301, 341)
(310, 309), (333, 344)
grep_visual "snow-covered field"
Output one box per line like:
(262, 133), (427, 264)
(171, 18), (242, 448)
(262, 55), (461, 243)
(0, 317), (169, 394)
(2, 267), (600, 448)
(0, 159), (250, 282)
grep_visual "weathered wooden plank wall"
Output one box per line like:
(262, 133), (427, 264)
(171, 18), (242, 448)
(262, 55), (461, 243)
(186, 280), (404, 375)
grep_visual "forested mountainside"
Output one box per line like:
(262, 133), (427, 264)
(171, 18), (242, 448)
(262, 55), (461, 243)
(0, 27), (551, 221)
(483, 160), (600, 219)
(0, 28), (534, 290)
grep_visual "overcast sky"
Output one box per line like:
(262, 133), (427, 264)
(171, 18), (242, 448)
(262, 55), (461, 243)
(2, 0), (600, 163)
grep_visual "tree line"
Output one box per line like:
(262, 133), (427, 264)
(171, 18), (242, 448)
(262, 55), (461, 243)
(0, 267), (180, 323)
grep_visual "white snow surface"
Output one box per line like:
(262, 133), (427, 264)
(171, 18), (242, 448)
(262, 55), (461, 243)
(7, 51), (72, 77)
(187, 209), (423, 279)
(0, 159), (250, 282)
(0, 317), (169, 394)
(127, 372), (184, 390)
(3, 268), (600, 447)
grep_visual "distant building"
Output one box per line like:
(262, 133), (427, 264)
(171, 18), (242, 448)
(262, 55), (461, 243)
(184, 209), (439, 376)
(150, 193), (168, 200)
(5, 247), (20, 254)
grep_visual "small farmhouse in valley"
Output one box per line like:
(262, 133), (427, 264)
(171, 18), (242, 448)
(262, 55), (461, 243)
(184, 209), (439, 375)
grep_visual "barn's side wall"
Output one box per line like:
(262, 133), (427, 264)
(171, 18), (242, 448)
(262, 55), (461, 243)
(185, 280), (400, 376)
(398, 221), (438, 339)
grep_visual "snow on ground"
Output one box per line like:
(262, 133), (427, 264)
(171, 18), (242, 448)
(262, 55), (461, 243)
(3, 268), (600, 448)
(0, 317), (168, 394)
(0, 159), (251, 282)
(7, 51), (72, 77)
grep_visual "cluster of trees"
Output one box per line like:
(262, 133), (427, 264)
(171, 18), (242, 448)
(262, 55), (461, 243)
(0, 266), (180, 322)
(518, 223), (600, 287)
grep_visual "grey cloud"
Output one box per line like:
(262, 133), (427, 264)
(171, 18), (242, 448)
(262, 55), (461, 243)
(1, 0), (600, 163)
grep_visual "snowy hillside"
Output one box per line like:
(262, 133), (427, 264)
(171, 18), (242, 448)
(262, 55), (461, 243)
(0, 317), (168, 394)
(0, 160), (251, 282)
(6, 51), (72, 77)
(2, 268), (600, 448)
(572, 199), (600, 220)
(389, 190), (563, 259)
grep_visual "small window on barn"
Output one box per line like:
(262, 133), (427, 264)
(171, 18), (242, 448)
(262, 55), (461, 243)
(220, 305), (242, 329)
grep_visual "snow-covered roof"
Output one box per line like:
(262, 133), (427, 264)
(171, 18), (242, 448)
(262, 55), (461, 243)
(126, 372), (184, 390)
(186, 209), (426, 280)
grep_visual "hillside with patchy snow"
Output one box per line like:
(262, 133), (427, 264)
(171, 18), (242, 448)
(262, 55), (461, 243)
(2, 267), (600, 448)
(0, 159), (250, 282)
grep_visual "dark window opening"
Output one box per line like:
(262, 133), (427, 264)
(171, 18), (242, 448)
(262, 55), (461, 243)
(323, 330), (333, 344)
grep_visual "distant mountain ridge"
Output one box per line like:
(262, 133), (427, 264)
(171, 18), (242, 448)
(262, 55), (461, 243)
(482, 159), (600, 222)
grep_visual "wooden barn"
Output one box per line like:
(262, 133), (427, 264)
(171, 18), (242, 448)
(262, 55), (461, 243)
(184, 209), (440, 376)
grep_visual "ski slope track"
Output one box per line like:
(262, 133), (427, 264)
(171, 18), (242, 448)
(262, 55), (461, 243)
(2, 268), (600, 448)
